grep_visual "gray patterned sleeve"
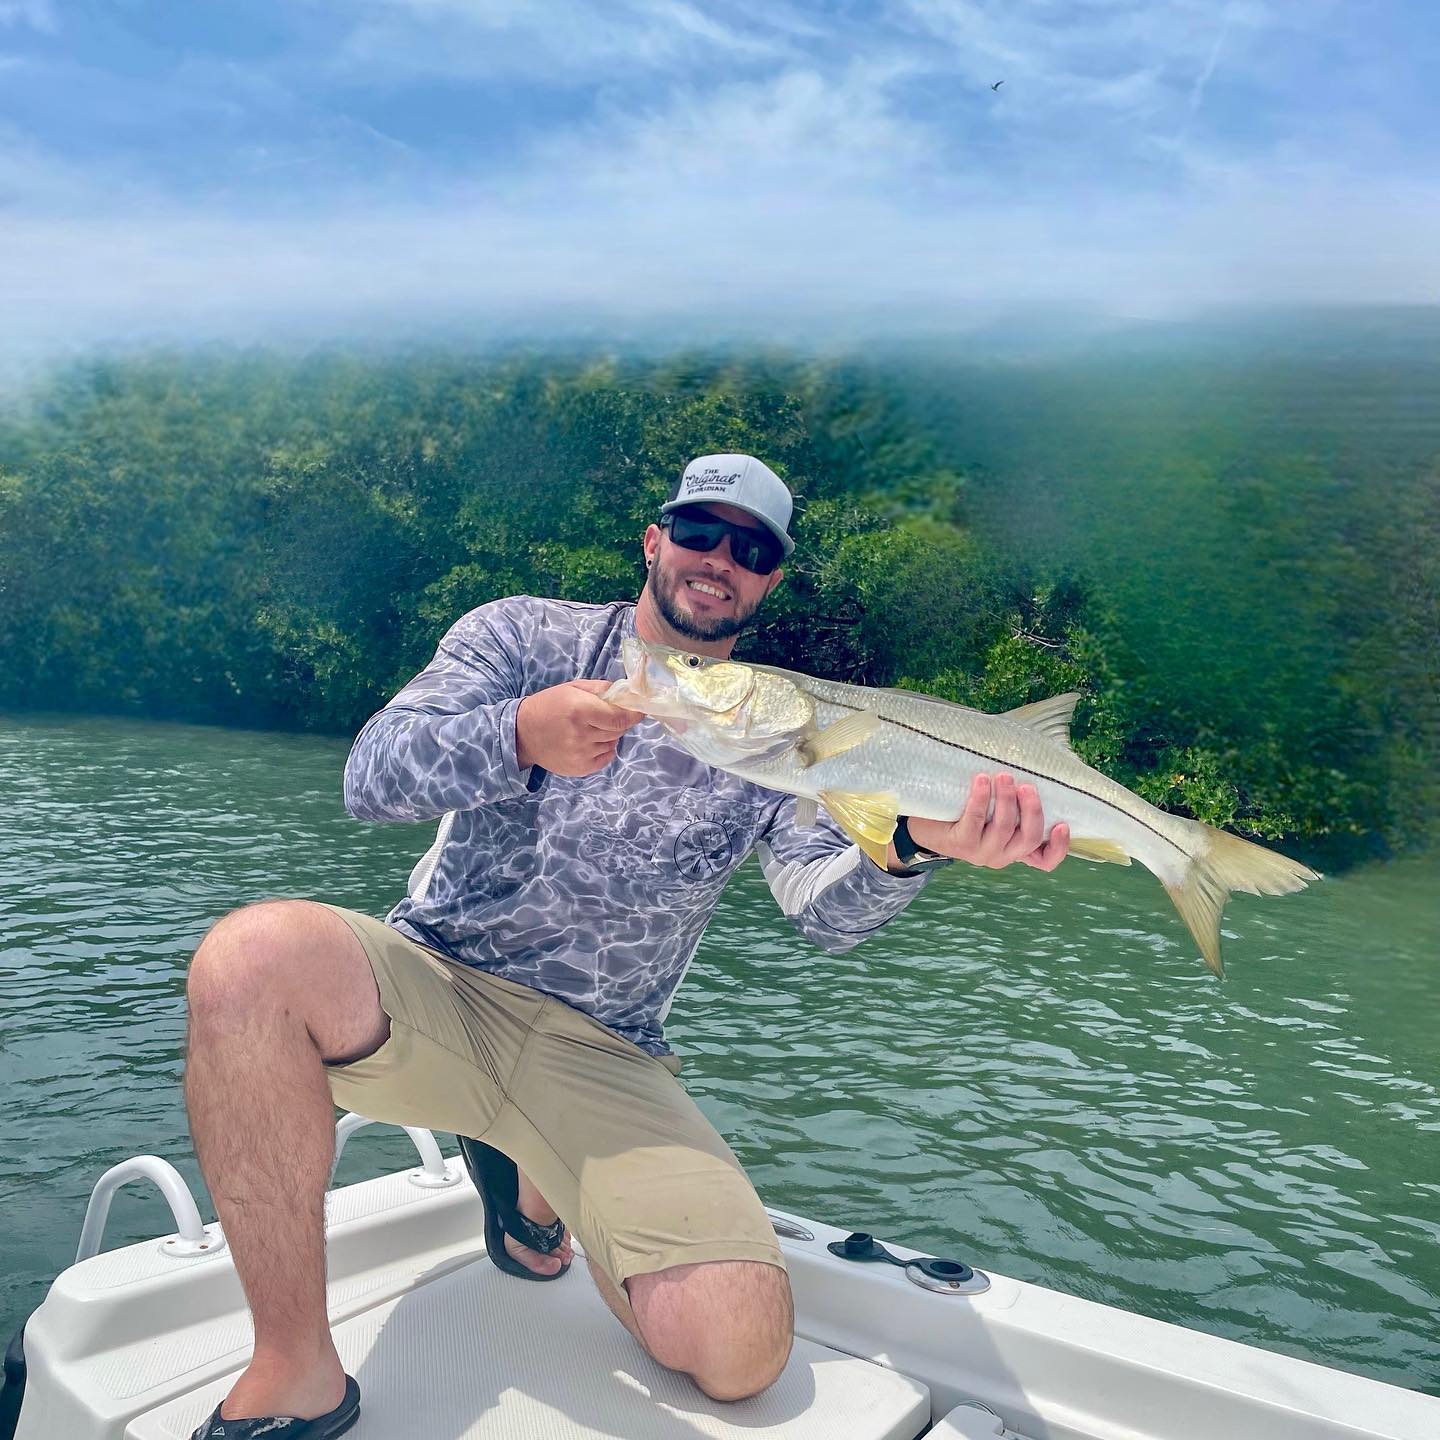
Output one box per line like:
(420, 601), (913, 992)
(754, 797), (929, 953)
(343, 603), (535, 823)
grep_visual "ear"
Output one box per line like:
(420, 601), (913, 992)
(764, 566), (785, 599)
(642, 523), (663, 568)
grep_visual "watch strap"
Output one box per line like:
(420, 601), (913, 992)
(893, 815), (953, 871)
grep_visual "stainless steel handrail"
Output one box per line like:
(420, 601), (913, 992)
(75, 1156), (221, 1263)
(331, 1113), (460, 1189)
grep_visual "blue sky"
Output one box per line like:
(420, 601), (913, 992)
(2, 1), (1437, 348)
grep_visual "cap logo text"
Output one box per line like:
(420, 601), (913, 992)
(684, 466), (743, 497)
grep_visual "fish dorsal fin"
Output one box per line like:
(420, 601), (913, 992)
(797, 711), (882, 767)
(1003, 692), (1082, 748)
(819, 789), (898, 869)
(1066, 836), (1132, 866)
(794, 796), (819, 829)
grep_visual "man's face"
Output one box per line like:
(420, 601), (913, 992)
(645, 502), (785, 643)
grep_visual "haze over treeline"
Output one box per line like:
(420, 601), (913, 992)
(0, 316), (1436, 869)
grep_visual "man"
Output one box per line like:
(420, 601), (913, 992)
(183, 453), (1069, 1439)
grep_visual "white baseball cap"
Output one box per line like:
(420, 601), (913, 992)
(660, 454), (796, 557)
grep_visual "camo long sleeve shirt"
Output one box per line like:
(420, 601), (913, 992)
(344, 597), (929, 1056)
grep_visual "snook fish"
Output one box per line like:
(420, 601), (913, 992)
(606, 637), (1319, 976)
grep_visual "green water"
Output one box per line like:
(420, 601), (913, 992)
(1, 712), (1436, 1396)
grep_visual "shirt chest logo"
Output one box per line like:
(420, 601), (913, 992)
(671, 817), (737, 881)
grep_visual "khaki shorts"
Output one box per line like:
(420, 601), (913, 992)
(320, 905), (784, 1289)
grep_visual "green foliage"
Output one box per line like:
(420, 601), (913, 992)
(0, 343), (1433, 866)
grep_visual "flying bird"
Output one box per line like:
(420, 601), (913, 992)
(991, 80), (1004, 91)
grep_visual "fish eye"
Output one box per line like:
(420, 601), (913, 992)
(685, 655), (702, 668)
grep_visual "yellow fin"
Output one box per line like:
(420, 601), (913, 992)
(797, 711), (882, 767)
(1164, 871), (1228, 978)
(819, 789), (898, 869)
(1003, 692), (1082, 749)
(1066, 836), (1132, 866)
(1164, 827), (1321, 978)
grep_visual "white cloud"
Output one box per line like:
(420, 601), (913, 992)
(521, 62), (932, 203)
(1, 3), (1435, 355)
(1185, 7), (1230, 120)
(898, 0), (1272, 131)
(335, 0), (798, 82)
(4, 95), (1437, 358)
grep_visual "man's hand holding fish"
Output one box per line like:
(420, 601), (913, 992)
(903, 773), (1071, 873)
(515, 677), (645, 776)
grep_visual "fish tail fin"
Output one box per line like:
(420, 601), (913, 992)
(1164, 827), (1321, 978)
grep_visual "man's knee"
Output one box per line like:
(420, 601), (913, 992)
(628, 1259), (793, 1402)
(188, 900), (316, 1009)
(186, 901), (382, 1055)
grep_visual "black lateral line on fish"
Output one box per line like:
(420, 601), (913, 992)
(820, 697), (1184, 857)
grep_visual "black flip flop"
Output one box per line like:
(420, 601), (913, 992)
(456, 1136), (572, 1281)
(189, 1374), (360, 1439)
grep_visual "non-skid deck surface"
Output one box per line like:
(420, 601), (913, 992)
(130, 1256), (931, 1439)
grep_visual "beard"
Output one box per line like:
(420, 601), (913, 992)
(649, 553), (765, 642)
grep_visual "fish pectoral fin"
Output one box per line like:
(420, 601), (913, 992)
(797, 711), (882, 767)
(794, 796), (819, 829)
(1065, 836), (1132, 866)
(819, 789), (898, 869)
(1003, 692), (1082, 749)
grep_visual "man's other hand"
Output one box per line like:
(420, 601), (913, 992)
(516, 679), (645, 777)
(904, 773), (1070, 873)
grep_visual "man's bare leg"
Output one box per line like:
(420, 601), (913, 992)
(184, 900), (389, 1422)
(189, 898), (771, 1410)
(588, 1257), (793, 1401)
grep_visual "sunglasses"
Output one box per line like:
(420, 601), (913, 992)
(660, 506), (784, 576)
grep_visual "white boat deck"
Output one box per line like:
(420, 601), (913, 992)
(134, 1254), (932, 1439)
(12, 1137), (1440, 1440)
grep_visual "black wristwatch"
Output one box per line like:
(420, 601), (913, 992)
(892, 815), (954, 873)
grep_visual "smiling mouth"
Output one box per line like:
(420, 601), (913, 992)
(685, 579), (731, 602)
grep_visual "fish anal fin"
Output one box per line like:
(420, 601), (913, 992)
(1066, 836), (1132, 866)
(797, 711), (882, 767)
(795, 796), (818, 829)
(1003, 692), (1082, 749)
(819, 789), (898, 869)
